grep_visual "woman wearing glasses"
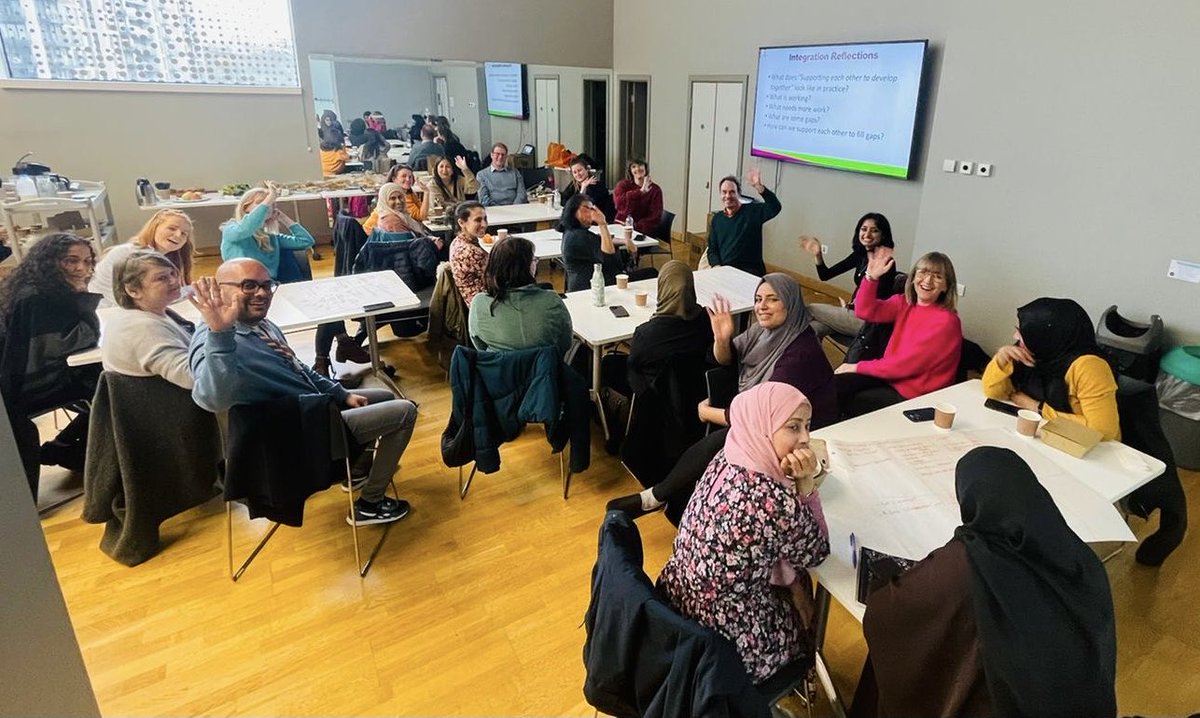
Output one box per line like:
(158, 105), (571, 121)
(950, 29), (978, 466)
(833, 250), (963, 418)
(0, 234), (102, 495)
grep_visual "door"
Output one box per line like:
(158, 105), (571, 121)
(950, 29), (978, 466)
(583, 78), (608, 177)
(685, 80), (744, 234)
(433, 76), (449, 117)
(619, 79), (649, 171)
(535, 77), (560, 159)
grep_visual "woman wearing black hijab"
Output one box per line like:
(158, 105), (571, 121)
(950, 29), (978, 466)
(983, 297), (1120, 440)
(851, 447), (1117, 718)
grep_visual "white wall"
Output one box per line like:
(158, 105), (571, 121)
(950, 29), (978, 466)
(0, 398), (100, 717)
(613, 0), (1200, 348)
(331, 61), (432, 132)
(0, 0), (613, 247)
(440, 65), (489, 153)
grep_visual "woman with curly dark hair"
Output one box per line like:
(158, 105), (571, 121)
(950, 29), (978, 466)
(0, 233), (103, 496)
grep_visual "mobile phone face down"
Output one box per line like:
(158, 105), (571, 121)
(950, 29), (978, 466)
(609, 305), (630, 318)
(902, 407), (936, 422)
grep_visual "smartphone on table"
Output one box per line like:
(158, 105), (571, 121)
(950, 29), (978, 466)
(902, 407), (936, 423)
(609, 305), (629, 318)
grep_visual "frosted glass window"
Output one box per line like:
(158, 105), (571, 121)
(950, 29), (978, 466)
(0, 0), (299, 87)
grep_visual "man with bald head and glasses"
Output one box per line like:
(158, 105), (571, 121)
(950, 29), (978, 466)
(187, 258), (417, 526)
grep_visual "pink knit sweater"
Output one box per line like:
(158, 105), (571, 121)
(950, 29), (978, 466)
(853, 277), (963, 398)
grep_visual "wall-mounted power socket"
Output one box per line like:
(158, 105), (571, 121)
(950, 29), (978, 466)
(821, 244), (830, 256)
(976, 163), (992, 177)
(957, 283), (966, 297)
(958, 161), (974, 175)
(942, 158), (957, 173)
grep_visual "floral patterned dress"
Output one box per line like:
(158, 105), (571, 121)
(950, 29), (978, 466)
(449, 236), (489, 307)
(656, 450), (830, 682)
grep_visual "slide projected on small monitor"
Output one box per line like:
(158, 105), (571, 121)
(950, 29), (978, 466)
(751, 40), (927, 179)
(484, 62), (528, 119)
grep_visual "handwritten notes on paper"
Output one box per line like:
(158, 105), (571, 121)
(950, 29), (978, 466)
(824, 427), (1134, 560)
(278, 272), (416, 321)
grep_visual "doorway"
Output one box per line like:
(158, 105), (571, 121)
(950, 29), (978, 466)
(534, 76), (560, 163)
(583, 77), (608, 177)
(433, 76), (449, 118)
(684, 79), (745, 235)
(618, 79), (649, 172)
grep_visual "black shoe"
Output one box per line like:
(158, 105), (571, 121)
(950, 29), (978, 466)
(335, 335), (372, 364)
(40, 439), (84, 471)
(606, 493), (664, 520)
(347, 497), (411, 526)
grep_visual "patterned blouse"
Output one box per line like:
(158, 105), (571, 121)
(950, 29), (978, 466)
(657, 450), (830, 682)
(449, 236), (489, 307)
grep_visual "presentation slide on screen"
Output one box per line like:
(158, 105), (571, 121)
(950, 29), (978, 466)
(751, 41), (925, 178)
(485, 62), (525, 119)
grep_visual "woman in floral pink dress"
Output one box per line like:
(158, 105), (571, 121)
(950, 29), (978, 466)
(657, 381), (830, 682)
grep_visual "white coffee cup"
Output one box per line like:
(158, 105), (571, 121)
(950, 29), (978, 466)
(497, 228), (509, 241)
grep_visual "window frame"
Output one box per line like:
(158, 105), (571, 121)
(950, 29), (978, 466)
(0, 0), (302, 94)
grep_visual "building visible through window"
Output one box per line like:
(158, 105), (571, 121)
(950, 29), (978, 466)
(0, 0), (298, 87)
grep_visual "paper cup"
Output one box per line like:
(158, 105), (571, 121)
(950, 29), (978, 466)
(623, 227), (633, 241)
(615, 274), (629, 289)
(1016, 409), (1041, 438)
(933, 402), (957, 430)
(634, 290), (648, 307)
(497, 228), (509, 241)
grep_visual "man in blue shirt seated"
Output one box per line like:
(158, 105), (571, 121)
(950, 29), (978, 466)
(475, 142), (528, 206)
(187, 258), (417, 526)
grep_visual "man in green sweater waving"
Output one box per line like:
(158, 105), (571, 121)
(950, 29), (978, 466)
(705, 167), (782, 276)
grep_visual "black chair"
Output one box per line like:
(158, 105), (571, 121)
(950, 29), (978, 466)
(637, 210), (675, 269)
(222, 395), (398, 579)
(520, 166), (553, 193)
(1116, 375), (1188, 566)
(583, 511), (815, 718)
(827, 272), (908, 361)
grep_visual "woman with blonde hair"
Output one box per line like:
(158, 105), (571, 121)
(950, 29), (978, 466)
(220, 183), (315, 281)
(90, 208), (195, 307)
(834, 249), (963, 418)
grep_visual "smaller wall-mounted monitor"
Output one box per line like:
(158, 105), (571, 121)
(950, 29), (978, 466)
(484, 62), (529, 119)
(751, 40), (928, 179)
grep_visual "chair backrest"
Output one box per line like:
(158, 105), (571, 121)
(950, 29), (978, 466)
(334, 212), (370, 277)
(705, 366), (738, 412)
(583, 511), (770, 718)
(520, 166), (553, 191)
(222, 394), (350, 527)
(353, 232), (439, 291)
(652, 209), (676, 242)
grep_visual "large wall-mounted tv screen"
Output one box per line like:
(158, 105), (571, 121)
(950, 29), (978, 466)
(484, 62), (529, 119)
(751, 40), (928, 179)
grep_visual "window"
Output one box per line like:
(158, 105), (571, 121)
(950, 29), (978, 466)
(0, 0), (299, 88)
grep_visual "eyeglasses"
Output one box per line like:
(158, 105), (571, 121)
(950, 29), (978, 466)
(914, 268), (945, 281)
(219, 279), (280, 294)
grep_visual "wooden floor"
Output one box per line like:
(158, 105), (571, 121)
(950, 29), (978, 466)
(35, 251), (1200, 715)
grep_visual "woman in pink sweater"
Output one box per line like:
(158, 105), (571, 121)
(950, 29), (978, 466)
(833, 249), (962, 418)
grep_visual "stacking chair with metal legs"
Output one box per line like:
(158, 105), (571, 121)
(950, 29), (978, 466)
(223, 397), (399, 580)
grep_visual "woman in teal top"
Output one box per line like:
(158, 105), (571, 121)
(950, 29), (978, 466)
(220, 182), (315, 280)
(469, 236), (573, 356)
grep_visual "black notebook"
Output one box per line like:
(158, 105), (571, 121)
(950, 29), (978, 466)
(855, 546), (919, 604)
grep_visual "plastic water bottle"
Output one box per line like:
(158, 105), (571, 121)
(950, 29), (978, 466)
(552, 190), (561, 209)
(624, 214), (634, 240)
(591, 263), (605, 307)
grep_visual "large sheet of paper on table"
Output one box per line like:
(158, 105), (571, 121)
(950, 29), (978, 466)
(820, 427), (1135, 561)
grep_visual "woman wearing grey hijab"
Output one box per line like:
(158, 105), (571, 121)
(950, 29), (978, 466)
(608, 272), (837, 522)
(702, 273), (837, 428)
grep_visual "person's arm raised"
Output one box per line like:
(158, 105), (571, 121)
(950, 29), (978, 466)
(708, 294), (736, 366)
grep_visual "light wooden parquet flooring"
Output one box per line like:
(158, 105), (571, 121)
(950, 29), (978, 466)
(34, 250), (1200, 715)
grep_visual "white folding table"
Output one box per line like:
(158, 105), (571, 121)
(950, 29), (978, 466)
(806, 379), (1165, 714)
(563, 265), (762, 436)
(69, 271), (420, 395)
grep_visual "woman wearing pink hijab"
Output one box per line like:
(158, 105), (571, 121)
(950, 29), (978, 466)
(656, 382), (830, 683)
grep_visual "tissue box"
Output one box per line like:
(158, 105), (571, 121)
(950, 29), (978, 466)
(1040, 418), (1103, 458)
